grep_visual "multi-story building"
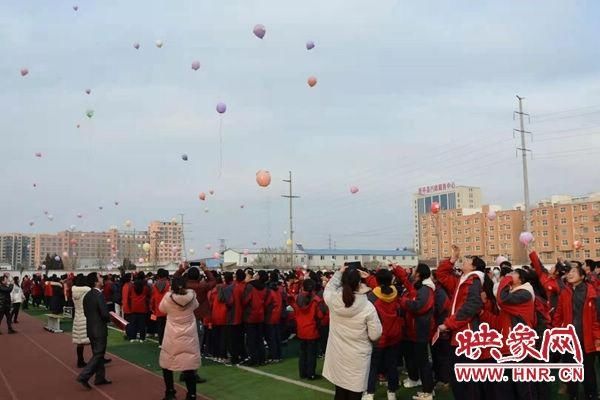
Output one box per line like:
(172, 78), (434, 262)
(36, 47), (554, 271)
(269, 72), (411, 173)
(413, 183), (482, 253)
(530, 193), (600, 263)
(419, 205), (527, 265)
(0, 234), (36, 269)
(148, 221), (184, 264)
(418, 192), (600, 266)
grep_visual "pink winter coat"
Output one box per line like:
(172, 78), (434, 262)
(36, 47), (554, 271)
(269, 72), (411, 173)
(159, 289), (201, 372)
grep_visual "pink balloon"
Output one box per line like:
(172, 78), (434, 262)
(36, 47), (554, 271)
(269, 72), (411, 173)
(487, 210), (497, 221)
(198, 192), (206, 201)
(205, 244), (212, 250)
(191, 60), (200, 71)
(138, 257), (144, 263)
(350, 186), (359, 194)
(519, 231), (534, 245)
(77, 213), (83, 218)
(20, 68), (29, 77)
(216, 102), (227, 114)
(35, 152), (42, 158)
(133, 42), (140, 50)
(253, 24), (266, 39)
(213, 252), (221, 259)
(431, 202), (440, 214)
(495, 256), (508, 266)
(574, 240), (583, 250)
(306, 41), (315, 50)
(256, 170), (271, 187)
(243, 249), (249, 256)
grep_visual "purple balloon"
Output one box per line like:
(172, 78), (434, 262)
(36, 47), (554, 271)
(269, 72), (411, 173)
(253, 24), (266, 39)
(191, 60), (200, 71)
(133, 42), (140, 50)
(73, 5), (78, 11)
(306, 41), (315, 50)
(216, 102), (227, 114)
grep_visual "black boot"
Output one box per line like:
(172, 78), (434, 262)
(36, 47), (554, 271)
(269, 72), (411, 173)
(162, 390), (177, 400)
(77, 345), (86, 368)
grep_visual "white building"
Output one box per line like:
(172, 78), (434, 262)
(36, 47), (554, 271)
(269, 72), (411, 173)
(413, 183), (482, 254)
(224, 247), (418, 270)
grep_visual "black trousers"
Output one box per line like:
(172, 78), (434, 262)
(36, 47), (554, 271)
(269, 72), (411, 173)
(245, 323), (265, 365)
(401, 340), (419, 381)
(23, 294), (30, 309)
(432, 338), (451, 384)
(266, 324), (282, 360)
(157, 316), (167, 345)
(318, 325), (329, 356)
(163, 369), (195, 398)
(212, 325), (227, 358)
(566, 351), (597, 400)
(367, 344), (399, 393)
(129, 313), (147, 340)
(334, 386), (362, 400)
(298, 339), (318, 378)
(227, 324), (244, 364)
(0, 307), (13, 331)
(11, 303), (21, 322)
(414, 341), (434, 393)
(78, 335), (107, 383)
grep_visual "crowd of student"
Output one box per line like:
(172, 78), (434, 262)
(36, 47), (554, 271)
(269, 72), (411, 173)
(2, 245), (600, 400)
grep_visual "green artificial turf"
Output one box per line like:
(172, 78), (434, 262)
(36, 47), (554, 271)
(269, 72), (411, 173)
(25, 308), (573, 399)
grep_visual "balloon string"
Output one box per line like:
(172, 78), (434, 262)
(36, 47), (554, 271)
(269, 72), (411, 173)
(218, 117), (223, 178)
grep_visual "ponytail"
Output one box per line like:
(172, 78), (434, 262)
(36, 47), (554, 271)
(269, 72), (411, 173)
(341, 269), (361, 308)
(375, 268), (393, 295)
(342, 284), (355, 308)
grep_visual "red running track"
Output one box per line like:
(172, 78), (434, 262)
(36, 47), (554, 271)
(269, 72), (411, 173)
(0, 313), (209, 400)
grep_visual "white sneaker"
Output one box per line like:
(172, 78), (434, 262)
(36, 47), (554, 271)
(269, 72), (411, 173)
(412, 391), (434, 400)
(361, 394), (374, 400)
(387, 392), (397, 400)
(403, 378), (422, 388)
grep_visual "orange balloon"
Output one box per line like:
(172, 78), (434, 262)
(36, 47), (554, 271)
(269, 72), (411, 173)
(307, 76), (317, 87)
(256, 170), (271, 187)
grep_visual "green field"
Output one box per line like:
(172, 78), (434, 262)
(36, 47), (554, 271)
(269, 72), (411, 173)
(25, 309), (572, 399)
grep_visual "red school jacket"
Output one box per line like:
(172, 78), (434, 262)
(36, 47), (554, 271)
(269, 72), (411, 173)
(121, 281), (132, 314)
(529, 251), (563, 312)
(436, 259), (484, 347)
(150, 279), (171, 318)
(482, 275), (535, 355)
(243, 280), (268, 324)
(289, 291), (323, 340)
(210, 285), (228, 326)
(232, 281), (246, 325)
(265, 283), (284, 325)
(128, 284), (150, 314)
(552, 282), (600, 354)
(366, 285), (403, 348)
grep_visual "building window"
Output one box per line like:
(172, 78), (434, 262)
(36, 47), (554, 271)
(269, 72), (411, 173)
(490, 236), (495, 241)
(320, 256), (324, 260)
(542, 231), (548, 237)
(583, 238), (590, 244)
(595, 226), (600, 233)
(596, 249), (600, 257)
(543, 241), (549, 247)
(560, 207), (566, 212)
(490, 244), (495, 250)
(354, 256), (359, 260)
(343, 256), (348, 260)
(560, 218), (567, 224)
(332, 255), (336, 260)
(393, 256), (397, 260)
(489, 226), (494, 231)
(562, 240), (568, 246)
(582, 216), (589, 223)
(308, 256), (313, 260)
(243, 257), (247, 263)
(582, 204), (588, 210)
(541, 209), (547, 215)
(402, 256), (406, 260)
(542, 220), (548, 226)
(595, 237), (600, 244)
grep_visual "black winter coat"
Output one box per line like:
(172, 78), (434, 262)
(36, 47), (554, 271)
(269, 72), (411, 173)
(0, 283), (13, 311)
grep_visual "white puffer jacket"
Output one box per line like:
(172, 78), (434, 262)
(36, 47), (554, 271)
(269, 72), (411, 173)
(11, 285), (25, 304)
(322, 271), (382, 393)
(71, 286), (90, 345)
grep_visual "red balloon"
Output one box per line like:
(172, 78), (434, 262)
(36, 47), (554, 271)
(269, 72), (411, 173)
(198, 192), (206, 201)
(431, 202), (441, 214)
(307, 76), (317, 87)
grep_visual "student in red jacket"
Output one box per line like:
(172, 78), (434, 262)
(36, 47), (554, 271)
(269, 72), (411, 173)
(364, 268), (404, 400)
(265, 271), (284, 363)
(552, 263), (600, 400)
(227, 269), (247, 364)
(127, 272), (150, 342)
(210, 274), (228, 361)
(436, 245), (484, 400)
(243, 270), (269, 366)
(398, 264), (435, 400)
(151, 269), (171, 346)
(528, 247), (568, 314)
(289, 278), (323, 380)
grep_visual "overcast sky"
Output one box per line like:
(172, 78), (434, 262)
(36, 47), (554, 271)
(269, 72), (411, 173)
(1, 1), (600, 256)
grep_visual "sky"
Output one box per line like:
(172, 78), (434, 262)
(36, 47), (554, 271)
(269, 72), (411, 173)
(1, 1), (600, 257)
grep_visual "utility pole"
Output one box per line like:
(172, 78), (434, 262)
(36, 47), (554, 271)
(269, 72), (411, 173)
(328, 234), (332, 250)
(282, 171), (300, 270)
(514, 96), (532, 232)
(179, 214), (186, 259)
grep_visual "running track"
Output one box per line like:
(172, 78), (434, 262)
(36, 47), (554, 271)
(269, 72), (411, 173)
(0, 313), (209, 400)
